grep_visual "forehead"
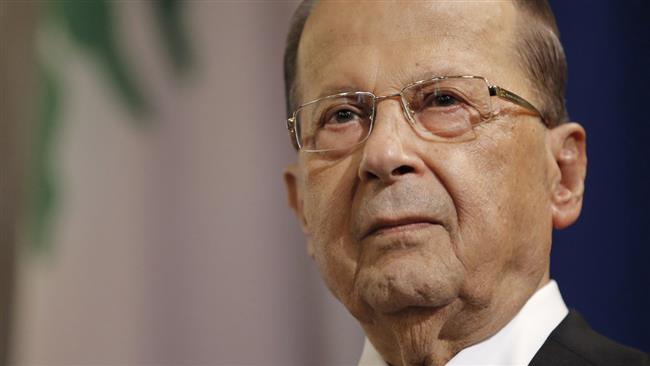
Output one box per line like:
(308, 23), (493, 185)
(297, 0), (522, 100)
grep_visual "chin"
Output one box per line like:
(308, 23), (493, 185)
(355, 255), (465, 316)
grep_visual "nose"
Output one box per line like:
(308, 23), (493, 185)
(358, 99), (422, 183)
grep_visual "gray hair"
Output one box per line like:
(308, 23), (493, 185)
(283, 0), (569, 127)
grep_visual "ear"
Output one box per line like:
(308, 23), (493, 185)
(547, 122), (587, 229)
(283, 164), (314, 257)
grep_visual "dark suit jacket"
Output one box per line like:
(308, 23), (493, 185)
(529, 310), (649, 366)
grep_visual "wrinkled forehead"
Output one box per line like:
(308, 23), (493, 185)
(296, 0), (522, 100)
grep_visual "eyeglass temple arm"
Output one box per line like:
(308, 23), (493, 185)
(287, 116), (300, 150)
(488, 85), (546, 125)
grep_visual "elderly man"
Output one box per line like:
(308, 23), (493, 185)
(282, 1), (648, 365)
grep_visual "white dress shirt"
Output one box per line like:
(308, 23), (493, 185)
(357, 280), (569, 366)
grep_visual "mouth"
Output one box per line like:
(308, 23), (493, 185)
(362, 217), (442, 239)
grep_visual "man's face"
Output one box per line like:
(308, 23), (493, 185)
(285, 0), (584, 361)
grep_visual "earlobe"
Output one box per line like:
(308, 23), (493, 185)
(548, 123), (587, 229)
(283, 164), (314, 256)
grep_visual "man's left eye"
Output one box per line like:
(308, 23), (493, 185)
(426, 93), (459, 107)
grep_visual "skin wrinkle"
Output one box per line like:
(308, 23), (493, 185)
(290, 1), (553, 117)
(284, 1), (587, 365)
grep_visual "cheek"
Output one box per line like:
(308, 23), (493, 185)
(448, 123), (551, 274)
(301, 155), (362, 299)
(302, 156), (356, 240)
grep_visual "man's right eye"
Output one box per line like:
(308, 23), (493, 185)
(323, 107), (362, 126)
(332, 109), (356, 123)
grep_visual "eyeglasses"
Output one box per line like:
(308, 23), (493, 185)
(286, 75), (545, 152)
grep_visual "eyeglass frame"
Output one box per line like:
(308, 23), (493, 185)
(286, 75), (546, 152)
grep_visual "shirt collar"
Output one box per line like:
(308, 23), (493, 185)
(357, 280), (568, 366)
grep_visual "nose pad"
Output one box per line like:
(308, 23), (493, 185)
(375, 93), (409, 116)
(398, 96), (416, 126)
(368, 94), (415, 133)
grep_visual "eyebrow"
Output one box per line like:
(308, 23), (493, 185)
(406, 68), (473, 85)
(316, 84), (366, 99)
(309, 67), (475, 101)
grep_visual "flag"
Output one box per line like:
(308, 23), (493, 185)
(11, 1), (364, 365)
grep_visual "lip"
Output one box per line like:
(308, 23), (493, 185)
(361, 217), (442, 239)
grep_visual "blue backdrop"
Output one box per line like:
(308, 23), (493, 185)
(548, 0), (649, 352)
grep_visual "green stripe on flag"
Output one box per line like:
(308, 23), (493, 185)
(29, 63), (59, 252)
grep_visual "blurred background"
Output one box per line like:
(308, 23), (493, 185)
(0, 1), (647, 365)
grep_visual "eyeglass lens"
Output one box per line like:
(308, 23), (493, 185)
(296, 77), (492, 152)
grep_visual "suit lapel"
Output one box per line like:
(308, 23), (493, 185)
(529, 310), (649, 366)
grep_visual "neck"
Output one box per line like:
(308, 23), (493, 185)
(361, 274), (551, 366)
